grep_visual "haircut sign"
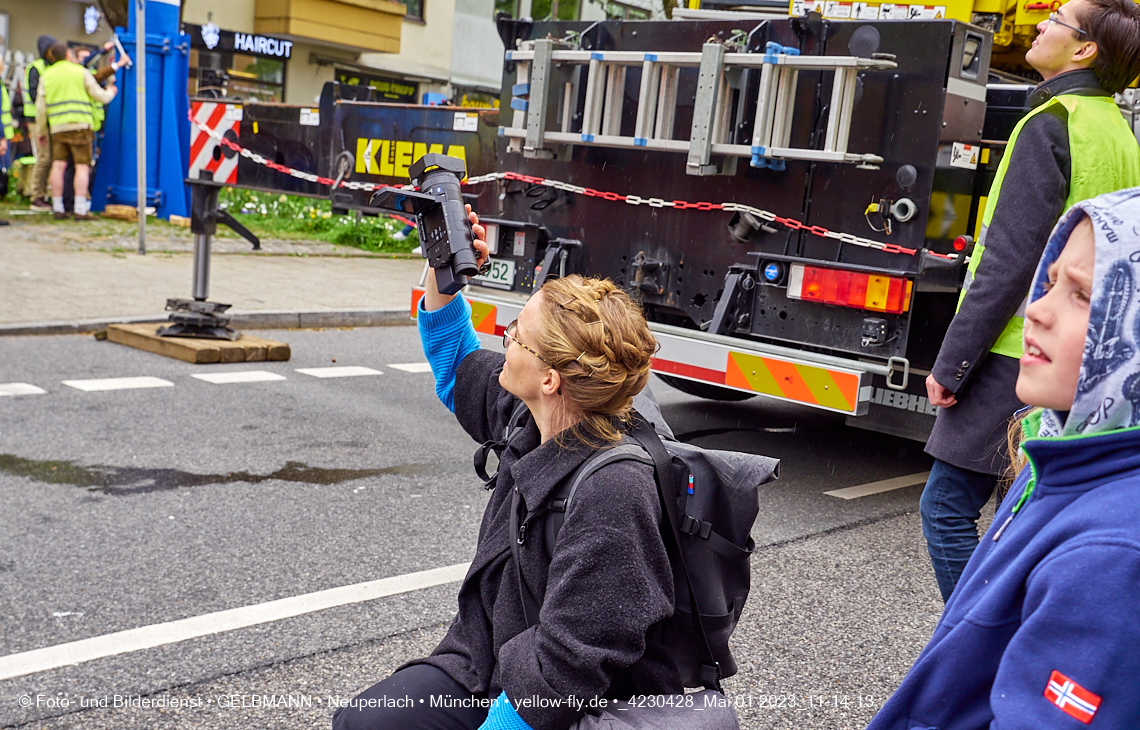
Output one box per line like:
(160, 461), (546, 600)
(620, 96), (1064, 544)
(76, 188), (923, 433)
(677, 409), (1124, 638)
(184, 23), (294, 59)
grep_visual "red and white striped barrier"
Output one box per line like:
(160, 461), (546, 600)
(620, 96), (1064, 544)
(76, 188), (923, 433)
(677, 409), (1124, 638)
(188, 101), (241, 185)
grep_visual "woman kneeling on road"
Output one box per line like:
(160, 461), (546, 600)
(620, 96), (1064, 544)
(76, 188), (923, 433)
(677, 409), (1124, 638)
(333, 207), (681, 730)
(866, 189), (1140, 729)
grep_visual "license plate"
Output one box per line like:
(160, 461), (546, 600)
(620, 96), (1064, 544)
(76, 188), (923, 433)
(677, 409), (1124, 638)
(472, 258), (516, 290)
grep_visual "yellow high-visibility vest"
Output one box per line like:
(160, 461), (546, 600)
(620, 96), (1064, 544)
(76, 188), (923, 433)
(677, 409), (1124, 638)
(41, 60), (95, 131)
(959, 94), (1140, 358)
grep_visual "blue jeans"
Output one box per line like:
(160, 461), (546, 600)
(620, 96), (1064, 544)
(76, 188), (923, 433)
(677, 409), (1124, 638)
(920, 459), (998, 602)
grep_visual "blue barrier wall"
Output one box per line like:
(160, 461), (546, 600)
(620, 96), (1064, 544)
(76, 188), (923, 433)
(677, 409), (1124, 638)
(91, 0), (190, 219)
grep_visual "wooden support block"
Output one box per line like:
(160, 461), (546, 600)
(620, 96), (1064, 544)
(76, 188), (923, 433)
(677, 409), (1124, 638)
(105, 323), (291, 364)
(267, 343), (291, 361)
(102, 204), (137, 222)
(243, 343), (268, 362)
(220, 347), (246, 363)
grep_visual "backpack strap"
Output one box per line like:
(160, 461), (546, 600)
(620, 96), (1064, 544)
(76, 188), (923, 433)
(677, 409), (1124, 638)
(679, 516), (756, 559)
(545, 443), (654, 548)
(473, 399), (531, 489)
(626, 413), (725, 693)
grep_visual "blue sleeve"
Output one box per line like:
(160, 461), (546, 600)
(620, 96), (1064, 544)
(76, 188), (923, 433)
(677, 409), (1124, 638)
(418, 295), (481, 413)
(989, 541), (1140, 728)
(478, 692), (534, 730)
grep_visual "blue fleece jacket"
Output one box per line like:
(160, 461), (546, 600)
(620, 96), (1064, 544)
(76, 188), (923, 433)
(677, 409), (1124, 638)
(417, 295), (481, 412)
(867, 425), (1140, 729)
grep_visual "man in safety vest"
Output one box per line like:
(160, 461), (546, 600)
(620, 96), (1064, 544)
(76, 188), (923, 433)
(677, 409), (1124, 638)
(1, 57), (14, 227)
(24, 35), (56, 210)
(36, 43), (117, 221)
(920, 0), (1140, 602)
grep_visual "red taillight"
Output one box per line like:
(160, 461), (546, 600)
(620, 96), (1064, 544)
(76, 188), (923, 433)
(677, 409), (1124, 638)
(787, 264), (912, 314)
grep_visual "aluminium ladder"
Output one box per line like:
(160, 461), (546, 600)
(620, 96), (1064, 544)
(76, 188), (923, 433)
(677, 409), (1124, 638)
(501, 40), (897, 175)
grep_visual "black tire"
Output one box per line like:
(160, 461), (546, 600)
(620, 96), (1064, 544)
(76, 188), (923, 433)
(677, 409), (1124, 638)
(655, 374), (756, 402)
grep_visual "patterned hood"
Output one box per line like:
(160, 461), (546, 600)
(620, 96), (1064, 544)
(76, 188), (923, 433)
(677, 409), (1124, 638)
(1029, 187), (1140, 438)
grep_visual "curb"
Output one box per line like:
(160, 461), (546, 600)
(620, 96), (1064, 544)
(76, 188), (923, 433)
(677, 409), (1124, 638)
(0, 309), (415, 336)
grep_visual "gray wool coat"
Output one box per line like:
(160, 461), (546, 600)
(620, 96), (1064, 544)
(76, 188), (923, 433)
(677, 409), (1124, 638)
(402, 349), (683, 730)
(926, 70), (1105, 475)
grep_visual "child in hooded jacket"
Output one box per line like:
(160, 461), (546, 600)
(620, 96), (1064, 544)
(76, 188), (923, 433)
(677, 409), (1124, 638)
(866, 187), (1140, 730)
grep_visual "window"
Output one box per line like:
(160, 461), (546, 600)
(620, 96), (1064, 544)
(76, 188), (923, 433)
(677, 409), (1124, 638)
(402, 0), (424, 21)
(605, 0), (651, 19)
(189, 49), (286, 102)
(530, 0), (581, 20)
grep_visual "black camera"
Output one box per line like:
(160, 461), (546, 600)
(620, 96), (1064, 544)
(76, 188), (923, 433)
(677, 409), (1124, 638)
(367, 153), (479, 295)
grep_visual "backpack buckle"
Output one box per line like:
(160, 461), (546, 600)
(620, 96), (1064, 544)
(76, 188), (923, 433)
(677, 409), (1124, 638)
(681, 515), (713, 539)
(700, 662), (723, 693)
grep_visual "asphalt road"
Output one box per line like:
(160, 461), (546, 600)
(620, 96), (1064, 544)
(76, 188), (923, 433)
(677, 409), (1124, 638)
(0, 325), (958, 730)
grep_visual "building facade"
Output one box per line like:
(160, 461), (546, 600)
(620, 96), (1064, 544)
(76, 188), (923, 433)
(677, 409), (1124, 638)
(2, 0), (114, 82)
(1, 0), (662, 109)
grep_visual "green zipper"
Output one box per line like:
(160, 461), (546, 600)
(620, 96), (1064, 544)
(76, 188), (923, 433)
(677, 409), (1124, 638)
(993, 414), (1140, 540)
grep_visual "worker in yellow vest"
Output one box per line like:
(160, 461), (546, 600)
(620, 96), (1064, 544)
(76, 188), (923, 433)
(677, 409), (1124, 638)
(920, 0), (1140, 602)
(24, 35), (56, 210)
(1, 57), (13, 228)
(35, 43), (117, 221)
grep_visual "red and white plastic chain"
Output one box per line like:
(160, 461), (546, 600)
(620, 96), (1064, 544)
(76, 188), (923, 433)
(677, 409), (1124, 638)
(189, 114), (957, 260)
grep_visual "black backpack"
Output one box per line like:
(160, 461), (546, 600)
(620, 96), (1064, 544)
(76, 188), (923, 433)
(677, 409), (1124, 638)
(475, 390), (779, 691)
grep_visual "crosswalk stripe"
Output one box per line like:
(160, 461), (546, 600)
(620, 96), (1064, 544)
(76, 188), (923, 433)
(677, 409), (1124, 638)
(388, 363), (433, 374)
(191, 371), (287, 385)
(0, 383), (47, 397)
(62, 377), (174, 392)
(824, 471), (931, 500)
(294, 366), (384, 378)
(0, 562), (471, 681)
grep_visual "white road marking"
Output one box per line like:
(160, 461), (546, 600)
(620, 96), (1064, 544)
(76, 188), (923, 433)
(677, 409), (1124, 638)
(191, 371), (287, 384)
(294, 366), (383, 378)
(825, 471), (931, 500)
(0, 562), (471, 681)
(0, 383), (47, 397)
(62, 377), (174, 392)
(388, 363), (433, 374)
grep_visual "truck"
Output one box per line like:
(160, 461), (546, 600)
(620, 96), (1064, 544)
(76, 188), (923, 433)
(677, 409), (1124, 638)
(421, 14), (1002, 441)
(186, 14), (1035, 441)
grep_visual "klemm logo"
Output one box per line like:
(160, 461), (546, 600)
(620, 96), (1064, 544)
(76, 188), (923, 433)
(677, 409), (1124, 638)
(355, 139), (467, 179)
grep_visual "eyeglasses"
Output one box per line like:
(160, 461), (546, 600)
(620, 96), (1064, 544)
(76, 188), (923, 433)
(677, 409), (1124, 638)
(503, 320), (552, 367)
(1047, 12), (1087, 36)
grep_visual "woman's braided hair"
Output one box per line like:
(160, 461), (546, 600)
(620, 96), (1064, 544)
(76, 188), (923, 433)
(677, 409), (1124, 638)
(534, 275), (657, 444)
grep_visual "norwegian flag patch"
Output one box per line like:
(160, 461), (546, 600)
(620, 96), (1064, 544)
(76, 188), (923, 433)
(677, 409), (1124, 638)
(1044, 670), (1101, 724)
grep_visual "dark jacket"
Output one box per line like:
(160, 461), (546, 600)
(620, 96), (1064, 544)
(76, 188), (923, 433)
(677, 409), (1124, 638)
(925, 70), (1106, 475)
(404, 349), (682, 730)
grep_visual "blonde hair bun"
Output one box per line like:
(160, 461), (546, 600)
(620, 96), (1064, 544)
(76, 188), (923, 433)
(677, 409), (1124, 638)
(535, 275), (658, 443)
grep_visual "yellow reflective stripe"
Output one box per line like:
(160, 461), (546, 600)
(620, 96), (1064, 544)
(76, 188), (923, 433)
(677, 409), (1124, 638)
(724, 351), (859, 412)
(725, 352), (783, 397)
(469, 301), (497, 334)
(795, 365), (853, 411)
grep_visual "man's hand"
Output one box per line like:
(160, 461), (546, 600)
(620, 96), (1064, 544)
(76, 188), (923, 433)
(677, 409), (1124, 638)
(926, 374), (957, 408)
(0, 140), (8, 157)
